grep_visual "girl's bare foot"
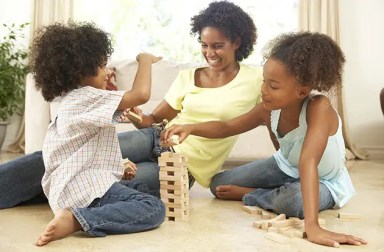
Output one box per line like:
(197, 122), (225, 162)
(215, 185), (254, 200)
(36, 209), (82, 246)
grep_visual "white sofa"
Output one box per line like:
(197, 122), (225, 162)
(25, 59), (276, 160)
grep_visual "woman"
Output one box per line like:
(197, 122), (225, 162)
(0, 1), (262, 206)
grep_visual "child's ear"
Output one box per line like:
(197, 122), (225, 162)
(296, 85), (311, 99)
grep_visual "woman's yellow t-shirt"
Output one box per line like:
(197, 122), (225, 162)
(164, 64), (263, 187)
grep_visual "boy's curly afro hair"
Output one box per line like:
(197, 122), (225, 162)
(263, 32), (345, 93)
(190, 1), (257, 62)
(29, 21), (113, 102)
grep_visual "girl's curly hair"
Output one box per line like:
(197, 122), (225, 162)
(29, 21), (113, 102)
(190, 1), (257, 62)
(263, 32), (345, 93)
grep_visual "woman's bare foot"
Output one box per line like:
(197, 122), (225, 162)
(215, 185), (254, 200)
(36, 209), (82, 246)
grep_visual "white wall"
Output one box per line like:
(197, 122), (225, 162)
(339, 0), (384, 158)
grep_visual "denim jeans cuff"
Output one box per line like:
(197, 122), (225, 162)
(72, 208), (91, 235)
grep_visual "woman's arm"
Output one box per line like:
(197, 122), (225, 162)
(162, 103), (267, 144)
(127, 100), (180, 129)
(299, 96), (366, 247)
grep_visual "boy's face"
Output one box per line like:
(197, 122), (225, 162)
(81, 65), (109, 90)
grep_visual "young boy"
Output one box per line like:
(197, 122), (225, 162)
(29, 21), (165, 246)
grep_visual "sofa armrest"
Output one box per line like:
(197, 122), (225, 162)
(25, 73), (51, 154)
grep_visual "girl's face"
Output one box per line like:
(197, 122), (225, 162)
(261, 58), (309, 111)
(200, 27), (240, 71)
(82, 64), (109, 90)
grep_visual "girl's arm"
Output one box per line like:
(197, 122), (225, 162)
(162, 103), (267, 144)
(300, 96), (366, 247)
(118, 53), (162, 110)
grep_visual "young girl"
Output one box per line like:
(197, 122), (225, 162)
(161, 32), (367, 248)
(30, 22), (165, 246)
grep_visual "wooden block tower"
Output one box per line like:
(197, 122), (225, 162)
(158, 152), (189, 221)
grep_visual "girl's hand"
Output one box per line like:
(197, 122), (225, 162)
(305, 224), (367, 248)
(122, 159), (137, 180)
(160, 124), (191, 146)
(136, 53), (162, 64)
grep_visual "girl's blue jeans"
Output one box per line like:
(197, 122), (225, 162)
(210, 156), (335, 218)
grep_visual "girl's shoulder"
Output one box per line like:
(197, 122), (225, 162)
(307, 94), (333, 111)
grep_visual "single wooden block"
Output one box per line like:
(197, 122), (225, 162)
(158, 160), (187, 168)
(159, 173), (188, 182)
(337, 212), (362, 219)
(261, 210), (277, 219)
(122, 158), (133, 172)
(159, 165), (188, 172)
(264, 232), (290, 244)
(165, 202), (189, 209)
(161, 197), (186, 204)
(242, 205), (263, 215)
(126, 110), (142, 123)
(252, 220), (264, 229)
(160, 182), (188, 191)
(271, 219), (299, 228)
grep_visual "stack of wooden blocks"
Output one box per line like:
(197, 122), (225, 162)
(158, 152), (189, 221)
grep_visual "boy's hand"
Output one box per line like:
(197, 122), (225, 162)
(305, 223), (367, 248)
(160, 124), (191, 146)
(136, 53), (162, 64)
(120, 107), (143, 123)
(122, 159), (137, 180)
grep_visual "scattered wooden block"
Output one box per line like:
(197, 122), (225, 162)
(243, 205), (263, 215)
(337, 212), (362, 219)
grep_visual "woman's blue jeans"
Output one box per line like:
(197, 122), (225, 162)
(0, 127), (189, 208)
(210, 156), (335, 218)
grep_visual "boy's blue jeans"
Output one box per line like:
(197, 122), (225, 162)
(210, 156), (335, 218)
(73, 181), (165, 236)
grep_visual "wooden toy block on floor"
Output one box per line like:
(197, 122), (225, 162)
(250, 206), (325, 243)
(337, 212), (362, 219)
(158, 152), (189, 221)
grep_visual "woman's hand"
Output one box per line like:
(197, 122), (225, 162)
(160, 124), (192, 146)
(305, 223), (367, 248)
(122, 159), (137, 180)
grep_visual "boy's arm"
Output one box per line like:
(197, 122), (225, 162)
(117, 53), (162, 110)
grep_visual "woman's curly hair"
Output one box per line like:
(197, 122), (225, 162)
(29, 21), (113, 102)
(190, 1), (257, 62)
(263, 32), (345, 93)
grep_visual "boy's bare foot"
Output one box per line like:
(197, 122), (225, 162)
(215, 185), (254, 200)
(36, 209), (82, 246)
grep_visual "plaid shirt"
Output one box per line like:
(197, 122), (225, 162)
(42, 86), (125, 213)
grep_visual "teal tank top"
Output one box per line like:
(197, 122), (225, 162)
(271, 96), (355, 208)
